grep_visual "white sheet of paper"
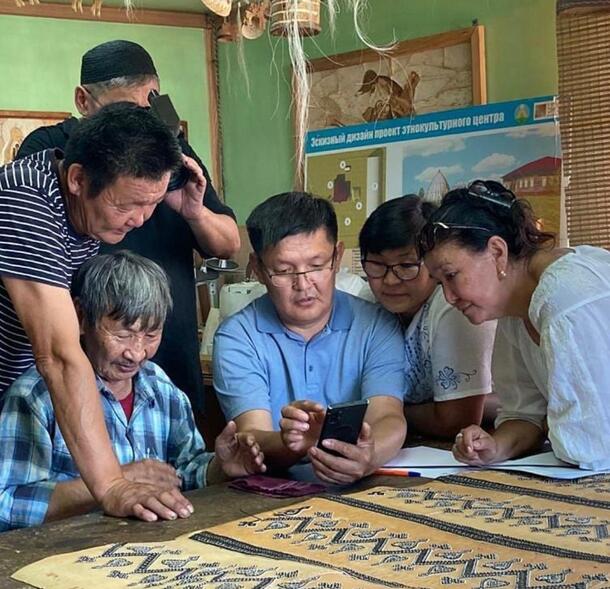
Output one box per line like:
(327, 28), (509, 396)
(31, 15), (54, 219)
(383, 446), (610, 480)
(384, 446), (462, 468)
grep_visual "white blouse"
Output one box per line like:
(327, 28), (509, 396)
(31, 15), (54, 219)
(494, 245), (610, 470)
(404, 286), (496, 404)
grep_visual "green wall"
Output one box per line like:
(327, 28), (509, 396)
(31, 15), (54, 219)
(218, 0), (558, 222)
(0, 14), (212, 173)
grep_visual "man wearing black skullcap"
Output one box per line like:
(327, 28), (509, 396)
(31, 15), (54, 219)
(18, 40), (240, 425)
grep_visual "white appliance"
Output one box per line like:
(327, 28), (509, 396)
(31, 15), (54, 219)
(219, 281), (267, 320)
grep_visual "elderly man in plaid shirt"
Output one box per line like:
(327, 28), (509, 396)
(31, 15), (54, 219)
(0, 251), (265, 531)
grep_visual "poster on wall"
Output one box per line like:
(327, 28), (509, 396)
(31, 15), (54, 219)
(305, 96), (561, 271)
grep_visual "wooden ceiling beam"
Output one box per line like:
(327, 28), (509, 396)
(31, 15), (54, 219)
(0, 0), (208, 28)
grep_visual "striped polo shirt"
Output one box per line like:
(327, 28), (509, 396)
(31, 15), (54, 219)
(0, 150), (99, 396)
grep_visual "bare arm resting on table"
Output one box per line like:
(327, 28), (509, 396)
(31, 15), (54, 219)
(406, 394), (486, 439)
(2, 277), (193, 522)
(452, 419), (545, 465)
(46, 460), (182, 522)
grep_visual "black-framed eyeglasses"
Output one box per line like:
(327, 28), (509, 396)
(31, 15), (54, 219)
(361, 258), (422, 281)
(81, 85), (103, 108)
(263, 247), (337, 288)
(419, 221), (492, 255)
(467, 180), (516, 209)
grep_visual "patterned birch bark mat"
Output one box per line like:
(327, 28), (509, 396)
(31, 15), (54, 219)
(13, 472), (610, 589)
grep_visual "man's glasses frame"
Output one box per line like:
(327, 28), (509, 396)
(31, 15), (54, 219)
(361, 258), (423, 282)
(263, 247), (337, 288)
(81, 85), (104, 108)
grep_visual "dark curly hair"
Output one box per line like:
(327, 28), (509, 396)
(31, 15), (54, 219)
(359, 194), (437, 257)
(418, 180), (555, 260)
(63, 102), (182, 198)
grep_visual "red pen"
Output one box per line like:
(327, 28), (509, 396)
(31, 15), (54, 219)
(374, 468), (421, 477)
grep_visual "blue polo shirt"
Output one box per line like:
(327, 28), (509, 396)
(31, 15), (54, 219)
(213, 290), (406, 428)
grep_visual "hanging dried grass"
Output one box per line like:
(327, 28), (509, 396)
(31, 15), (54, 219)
(345, 0), (395, 53)
(285, 4), (312, 185)
(283, 0), (389, 185)
(236, 3), (253, 99)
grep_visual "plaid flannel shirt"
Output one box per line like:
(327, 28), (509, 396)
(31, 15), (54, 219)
(0, 361), (212, 531)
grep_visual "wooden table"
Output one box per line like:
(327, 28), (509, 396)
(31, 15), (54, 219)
(0, 475), (422, 588)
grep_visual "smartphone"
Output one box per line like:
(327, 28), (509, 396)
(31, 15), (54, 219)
(317, 399), (369, 455)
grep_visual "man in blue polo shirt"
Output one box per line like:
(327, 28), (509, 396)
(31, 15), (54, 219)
(213, 192), (407, 485)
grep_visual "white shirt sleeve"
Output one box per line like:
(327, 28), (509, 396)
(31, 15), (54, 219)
(428, 291), (496, 402)
(493, 320), (547, 430)
(542, 302), (610, 470)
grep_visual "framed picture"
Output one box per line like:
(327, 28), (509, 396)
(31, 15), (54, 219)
(0, 110), (71, 165)
(306, 26), (486, 131)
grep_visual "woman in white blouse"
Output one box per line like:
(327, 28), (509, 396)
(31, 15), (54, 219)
(420, 179), (610, 470)
(359, 196), (497, 439)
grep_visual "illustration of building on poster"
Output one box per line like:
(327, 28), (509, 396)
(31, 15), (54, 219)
(304, 96), (561, 271)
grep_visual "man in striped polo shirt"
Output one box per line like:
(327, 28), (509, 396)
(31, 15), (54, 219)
(0, 102), (199, 523)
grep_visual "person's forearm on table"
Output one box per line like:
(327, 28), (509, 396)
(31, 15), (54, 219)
(368, 413), (407, 472)
(490, 420), (545, 461)
(45, 478), (98, 522)
(406, 396), (485, 438)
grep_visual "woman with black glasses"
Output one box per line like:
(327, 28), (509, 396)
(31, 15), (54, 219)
(420, 180), (610, 470)
(359, 195), (497, 439)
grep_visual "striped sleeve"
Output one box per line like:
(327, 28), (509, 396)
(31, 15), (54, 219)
(0, 157), (72, 289)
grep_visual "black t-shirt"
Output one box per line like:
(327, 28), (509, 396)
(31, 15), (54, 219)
(17, 119), (235, 409)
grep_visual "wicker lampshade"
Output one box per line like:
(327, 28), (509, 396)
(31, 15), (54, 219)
(269, 0), (321, 37)
(242, 1), (269, 39)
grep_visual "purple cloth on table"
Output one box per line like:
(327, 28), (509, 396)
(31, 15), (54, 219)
(228, 475), (326, 497)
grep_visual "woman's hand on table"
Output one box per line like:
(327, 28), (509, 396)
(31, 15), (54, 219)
(452, 425), (498, 465)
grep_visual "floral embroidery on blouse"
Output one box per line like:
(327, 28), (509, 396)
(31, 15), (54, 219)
(436, 366), (478, 390)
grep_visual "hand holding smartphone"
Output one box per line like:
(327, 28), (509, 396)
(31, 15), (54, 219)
(317, 399), (369, 456)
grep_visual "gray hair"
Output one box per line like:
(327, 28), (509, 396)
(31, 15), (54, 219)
(84, 74), (159, 100)
(72, 250), (173, 330)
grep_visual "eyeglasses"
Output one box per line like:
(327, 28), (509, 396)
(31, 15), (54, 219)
(108, 330), (162, 347)
(264, 249), (337, 288)
(467, 180), (516, 209)
(419, 221), (492, 255)
(361, 258), (422, 281)
(82, 85), (104, 108)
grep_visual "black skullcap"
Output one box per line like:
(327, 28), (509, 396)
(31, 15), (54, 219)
(80, 40), (157, 85)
